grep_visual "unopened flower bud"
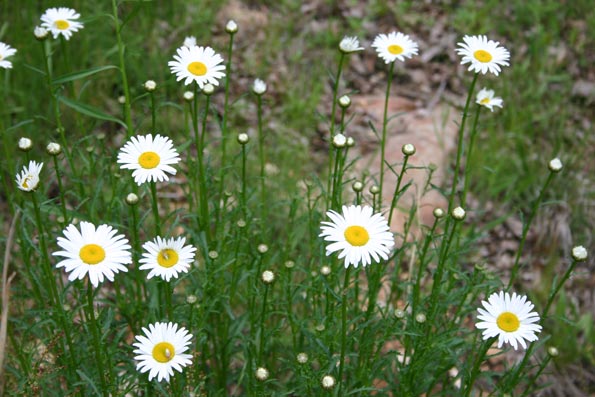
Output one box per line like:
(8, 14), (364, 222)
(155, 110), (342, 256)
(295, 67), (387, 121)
(338, 95), (351, 108)
(186, 295), (198, 304)
(46, 142), (62, 156)
(257, 244), (269, 254)
(394, 308), (405, 319)
(547, 346), (559, 357)
(352, 181), (364, 192)
(571, 245), (587, 262)
(203, 84), (215, 95)
(548, 158), (563, 173)
(402, 143), (416, 156)
(18, 137), (33, 151)
(332, 133), (347, 148)
(415, 313), (426, 323)
(208, 250), (219, 259)
(346, 136), (355, 147)
(369, 185), (380, 194)
(144, 80), (157, 92)
(253, 78), (267, 95)
(125, 193), (139, 205)
(452, 207), (466, 220)
(237, 133), (250, 145)
(225, 20), (238, 34)
(285, 260), (295, 269)
(183, 91), (194, 102)
(321, 375), (336, 389)
(261, 270), (275, 284)
(297, 352), (308, 364)
(255, 367), (268, 381)
(433, 208), (445, 218)
(118, 95), (126, 104)
(320, 266), (331, 276)
(34, 26), (49, 40)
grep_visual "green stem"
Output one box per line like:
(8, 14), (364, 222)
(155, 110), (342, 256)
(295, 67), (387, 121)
(194, 85), (211, 243)
(507, 171), (555, 289)
(461, 105), (482, 208)
(388, 154), (411, 225)
(542, 258), (578, 319)
(337, 266), (351, 396)
(149, 181), (161, 236)
(52, 155), (68, 224)
(378, 62), (395, 204)
(326, 53), (345, 210)
(150, 91), (156, 133)
(258, 284), (270, 364)
(448, 73), (478, 212)
(257, 94), (266, 231)
(411, 217), (440, 316)
(86, 284), (109, 397)
(462, 337), (494, 397)
(241, 143), (247, 218)
(112, 0), (134, 135)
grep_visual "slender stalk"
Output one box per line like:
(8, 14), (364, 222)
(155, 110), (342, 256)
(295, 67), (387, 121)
(448, 73), (478, 212)
(507, 171), (555, 289)
(326, 53), (345, 210)
(194, 86), (211, 243)
(411, 217), (440, 316)
(258, 283), (270, 363)
(542, 258), (579, 319)
(51, 154), (68, 224)
(241, 142), (247, 218)
(461, 105), (482, 207)
(112, 0), (134, 135)
(462, 337), (494, 397)
(86, 285), (109, 397)
(388, 153), (411, 225)
(378, 62), (396, 204)
(216, 31), (235, 232)
(256, 94), (267, 230)
(520, 355), (551, 397)
(150, 91), (156, 133)
(149, 181), (161, 237)
(337, 267), (351, 396)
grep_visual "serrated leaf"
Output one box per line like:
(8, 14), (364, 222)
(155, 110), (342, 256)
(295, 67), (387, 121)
(52, 65), (118, 85)
(58, 95), (127, 129)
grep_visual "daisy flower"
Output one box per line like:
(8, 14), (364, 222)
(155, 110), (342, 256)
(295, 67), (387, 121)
(0, 42), (17, 69)
(117, 134), (181, 185)
(40, 7), (84, 40)
(476, 88), (503, 111)
(320, 205), (394, 268)
(339, 36), (363, 53)
(15, 161), (43, 192)
(168, 45), (225, 88)
(456, 35), (510, 76)
(476, 291), (542, 350)
(53, 222), (132, 288)
(372, 32), (418, 64)
(133, 322), (193, 382)
(139, 236), (197, 282)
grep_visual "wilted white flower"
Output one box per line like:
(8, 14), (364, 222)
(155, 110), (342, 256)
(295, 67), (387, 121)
(183, 36), (197, 48)
(476, 88), (503, 111)
(339, 36), (363, 53)
(33, 26), (49, 40)
(16, 161), (43, 191)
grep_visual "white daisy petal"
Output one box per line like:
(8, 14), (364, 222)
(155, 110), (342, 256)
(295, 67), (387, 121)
(372, 31), (418, 64)
(53, 221), (131, 287)
(40, 7), (84, 40)
(133, 322), (193, 382)
(139, 236), (196, 282)
(117, 133), (181, 186)
(475, 291), (542, 350)
(455, 35), (510, 76)
(168, 45), (226, 88)
(15, 161), (43, 191)
(0, 42), (17, 69)
(319, 205), (394, 268)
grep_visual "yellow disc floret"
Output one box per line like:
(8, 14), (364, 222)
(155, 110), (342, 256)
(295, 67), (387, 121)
(187, 61), (207, 76)
(56, 20), (70, 30)
(388, 44), (404, 55)
(157, 249), (179, 268)
(473, 49), (493, 63)
(79, 244), (106, 265)
(138, 151), (160, 169)
(344, 225), (370, 247)
(496, 311), (520, 332)
(152, 341), (175, 363)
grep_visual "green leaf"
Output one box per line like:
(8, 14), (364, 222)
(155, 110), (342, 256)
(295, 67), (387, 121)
(52, 65), (118, 85)
(57, 95), (127, 129)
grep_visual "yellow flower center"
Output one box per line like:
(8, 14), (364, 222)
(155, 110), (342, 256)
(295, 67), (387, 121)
(388, 44), (404, 55)
(157, 248), (179, 268)
(138, 151), (160, 169)
(344, 225), (370, 247)
(56, 20), (70, 30)
(21, 175), (33, 189)
(152, 342), (175, 363)
(79, 244), (106, 265)
(480, 98), (490, 104)
(496, 311), (520, 332)
(473, 49), (493, 63)
(187, 61), (207, 76)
